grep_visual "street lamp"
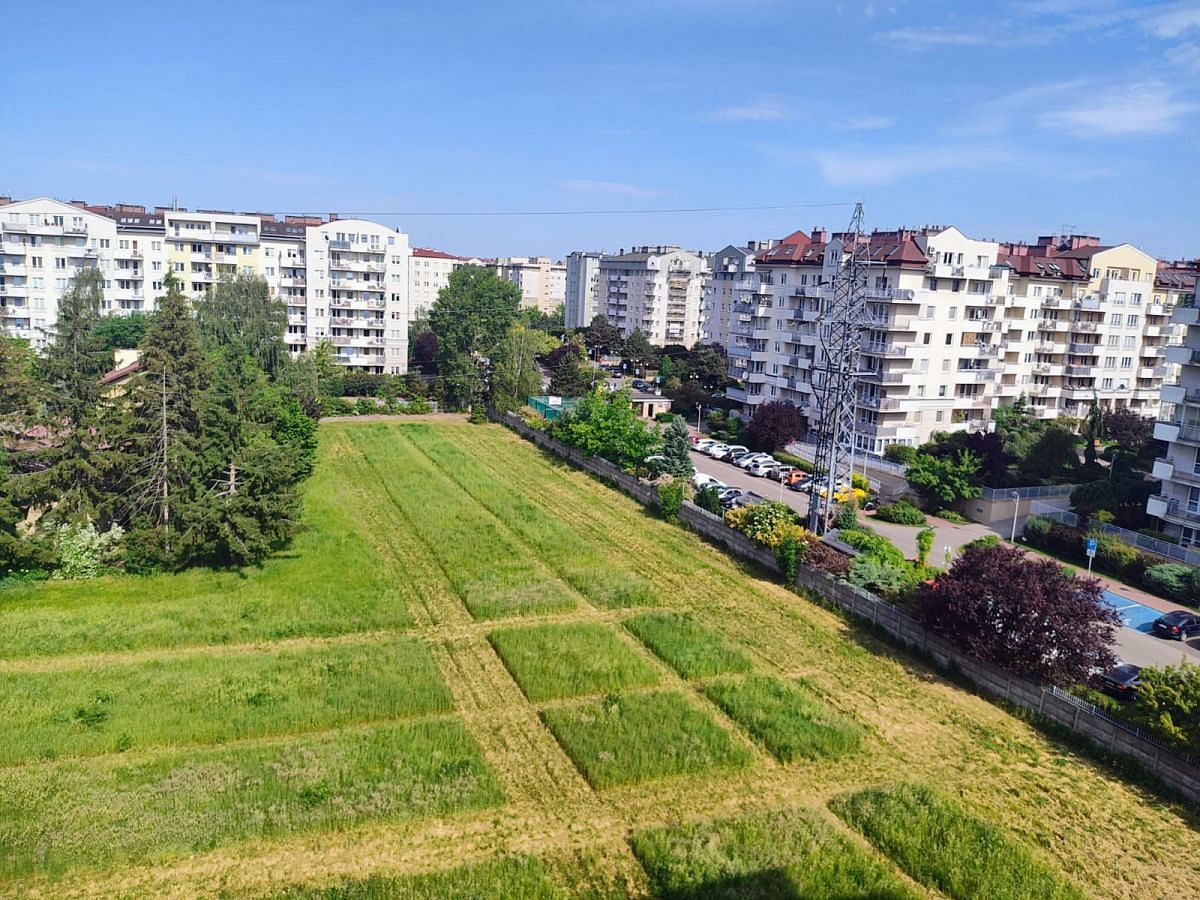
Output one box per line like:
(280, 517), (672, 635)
(1010, 490), (1020, 542)
(695, 402), (703, 434)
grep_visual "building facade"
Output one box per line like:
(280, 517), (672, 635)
(564, 250), (603, 330)
(0, 197), (412, 374)
(409, 247), (482, 313)
(600, 246), (709, 347)
(495, 256), (566, 313)
(726, 225), (1181, 454)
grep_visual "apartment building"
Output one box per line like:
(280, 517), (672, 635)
(0, 196), (412, 374)
(410, 247), (485, 312)
(703, 241), (772, 348)
(1147, 273), (1200, 542)
(495, 256), (566, 313)
(564, 251), (604, 329)
(726, 225), (1179, 454)
(600, 246), (709, 347)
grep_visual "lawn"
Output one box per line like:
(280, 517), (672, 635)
(2, 418), (1198, 898)
(623, 611), (752, 679)
(488, 622), (659, 702)
(704, 675), (862, 762)
(632, 806), (919, 899)
(830, 783), (1084, 899)
(541, 690), (752, 788)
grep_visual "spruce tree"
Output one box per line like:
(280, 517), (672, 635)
(18, 268), (116, 523)
(661, 415), (695, 477)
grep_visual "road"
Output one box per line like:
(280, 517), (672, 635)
(690, 445), (1200, 670)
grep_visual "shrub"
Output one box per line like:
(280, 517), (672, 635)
(835, 499), (860, 532)
(725, 500), (797, 545)
(839, 528), (907, 568)
(1091, 532), (1137, 578)
(354, 397), (376, 416)
(468, 406), (489, 424)
(773, 451), (815, 474)
(654, 411), (676, 423)
(403, 397), (433, 415)
(851, 472), (871, 492)
(806, 541), (852, 577)
(1143, 564), (1195, 603)
(874, 500), (926, 526)
(694, 485), (723, 515)
(962, 534), (1000, 552)
(936, 508), (968, 524)
(320, 396), (354, 417)
(884, 444), (918, 464)
(776, 531), (802, 582)
(1094, 509), (1116, 524)
(916, 528), (934, 568)
(1127, 662), (1200, 752)
(53, 524), (125, 580)
(1137, 528), (1179, 545)
(657, 480), (685, 523)
(1022, 514), (1052, 546)
(848, 557), (919, 602)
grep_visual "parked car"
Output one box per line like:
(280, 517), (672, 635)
(692, 472), (724, 491)
(747, 460), (782, 477)
(716, 445), (750, 461)
(718, 488), (745, 509)
(1098, 663), (1142, 700)
(783, 469), (811, 486)
(788, 475), (815, 492)
(695, 439), (718, 452)
(736, 452), (774, 470)
(730, 491), (766, 508)
(773, 465), (796, 480)
(632, 379), (653, 391)
(1152, 610), (1200, 641)
(703, 443), (730, 458)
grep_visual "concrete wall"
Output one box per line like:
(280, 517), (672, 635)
(499, 412), (1200, 803)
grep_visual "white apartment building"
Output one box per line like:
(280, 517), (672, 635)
(0, 196), (412, 374)
(728, 226), (1179, 454)
(1147, 263), (1200, 544)
(495, 256), (566, 313)
(702, 242), (771, 348)
(600, 246), (709, 347)
(410, 247), (481, 313)
(564, 251), (603, 330)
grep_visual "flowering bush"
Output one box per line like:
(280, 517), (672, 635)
(53, 523), (126, 580)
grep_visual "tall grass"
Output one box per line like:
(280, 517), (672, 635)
(542, 690), (751, 788)
(276, 855), (559, 899)
(632, 807), (919, 899)
(623, 612), (752, 680)
(345, 425), (577, 619)
(488, 623), (659, 702)
(830, 783), (1084, 900)
(0, 638), (451, 764)
(0, 430), (413, 659)
(401, 425), (658, 608)
(0, 719), (502, 877)
(704, 675), (861, 762)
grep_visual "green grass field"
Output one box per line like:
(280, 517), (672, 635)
(623, 611), (753, 680)
(1, 418), (1197, 898)
(830, 783), (1085, 900)
(704, 675), (862, 763)
(488, 622), (660, 701)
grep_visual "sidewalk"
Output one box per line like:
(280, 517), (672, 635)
(863, 512), (996, 562)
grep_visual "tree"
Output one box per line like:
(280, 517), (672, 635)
(1018, 425), (1077, 481)
(429, 267), (522, 409)
(622, 329), (657, 370)
(195, 274), (287, 375)
(1104, 407), (1153, 456)
(550, 388), (661, 468)
(747, 401), (805, 452)
(547, 342), (591, 397)
(1128, 662), (1200, 752)
(490, 325), (548, 413)
(583, 314), (622, 355)
(91, 312), (148, 350)
(905, 449), (981, 508)
(914, 543), (1119, 686)
(1083, 395), (1103, 466)
(17, 268), (116, 524)
(660, 416), (694, 477)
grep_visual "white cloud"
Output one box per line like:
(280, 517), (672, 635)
(705, 99), (787, 122)
(556, 179), (666, 198)
(1168, 41), (1200, 69)
(1143, 3), (1200, 38)
(841, 114), (895, 130)
(1037, 80), (1197, 135)
(808, 144), (1015, 186)
(877, 25), (1047, 50)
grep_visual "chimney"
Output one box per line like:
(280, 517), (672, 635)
(811, 227), (828, 243)
(329, 212), (338, 221)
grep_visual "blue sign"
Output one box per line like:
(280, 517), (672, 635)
(1086, 537), (1098, 557)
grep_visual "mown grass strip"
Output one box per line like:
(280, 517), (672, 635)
(830, 783), (1085, 900)
(401, 424), (659, 608)
(704, 675), (861, 763)
(0, 718), (502, 878)
(0, 428), (413, 659)
(346, 424), (577, 619)
(488, 622), (659, 702)
(623, 612), (752, 680)
(276, 855), (559, 899)
(631, 806), (920, 899)
(0, 638), (451, 765)
(542, 690), (751, 788)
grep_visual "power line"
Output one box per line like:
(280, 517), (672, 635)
(333, 201), (856, 219)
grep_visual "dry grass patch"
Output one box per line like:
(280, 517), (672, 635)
(488, 622), (659, 702)
(276, 854), (558, 899)
(623, 612), (752, 680)
(542, 690), (752, 788)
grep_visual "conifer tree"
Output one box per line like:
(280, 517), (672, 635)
(661, 415), (695, 477)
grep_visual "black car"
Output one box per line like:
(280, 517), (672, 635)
(1152, 610), (1200, 641)
(1098, 663), (1142, 700)
(631, 379), (653, 391)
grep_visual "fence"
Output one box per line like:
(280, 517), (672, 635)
(498, 413), (1200, 803)
(980, 483), (1077, 502)
(1028, 501), (1200, 567)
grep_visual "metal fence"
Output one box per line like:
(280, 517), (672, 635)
(1027, 502), (1200, 566)
(980, 483), (1077, 502)
(1048, 685), (1200, 769)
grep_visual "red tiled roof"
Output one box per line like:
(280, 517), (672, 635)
(99, 360), (141, 386)
(412, 247), (462, 260)
(997, 253), (1089, 280)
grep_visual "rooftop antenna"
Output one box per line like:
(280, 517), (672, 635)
(808, 201), (870, 534)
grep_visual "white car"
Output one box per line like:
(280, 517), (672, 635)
(695, 439), (718, 452)
(747, 460), (782, 478)
(704, 443), (730, 458)
(692, 472), (725, 491)
(735, 453), (774, 470)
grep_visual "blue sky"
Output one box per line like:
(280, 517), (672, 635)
(4, 0), (1199, 258)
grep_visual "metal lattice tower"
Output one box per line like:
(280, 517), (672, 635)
(807, 202), (870, 533)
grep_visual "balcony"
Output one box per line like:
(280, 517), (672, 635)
(1041, 297), (1064, 308)
(863, 341), (907, 357)
(858, 395), (901, 410)
(1165, 345), (1200, 366)
(1075, 297), (1102, 310)
(1065, 365), (1095, 377)
(1038, 319), (1069, 332)
(968, 343), (1000, 358)
(957, 368), (996, 382)
(1156, 419), (1200, 445)
(862, 286), (915, 302)
(1142, 346), (1165, 359)
(1032, 362), (1064, 375)
(1144, 325), (1163, 337)
(1158, 496), (1200, 526)
(217, 232), (259, 245)
(726, 344), (752, 360)
(1036, 342), (1068, 354)
(1171, 305), (1200, 327)
(1068, 342), (1099, 355)
(1070, 321), (1100, 333)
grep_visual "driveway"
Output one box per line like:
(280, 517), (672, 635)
(690, 448), (815, 520)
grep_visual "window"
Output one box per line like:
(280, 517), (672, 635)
(945, 334), (953, 345)
(30, 256), (42, 268)
(938, 386), (946, 397)
(1102, 378), (1113, 390)
(1104, 356), (1116, 368)
(1110, 313), (1123, 326)
(1033, 285), (1043, 297)
(948, 306), (957, 320)
(1023, 353), (1033, 363)
(923, 333), (931, 344)
(1131, 292), (1142, 305)
(1120, 357), (1132, 369)
(936, 410), (944, 422)
(1123, 336), (1135, 349)
(54, 257), (66, 269)
(942, 359), (951, 371)
(1127, 315), (1139, 327)
(1107, 335), (1119, 347)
